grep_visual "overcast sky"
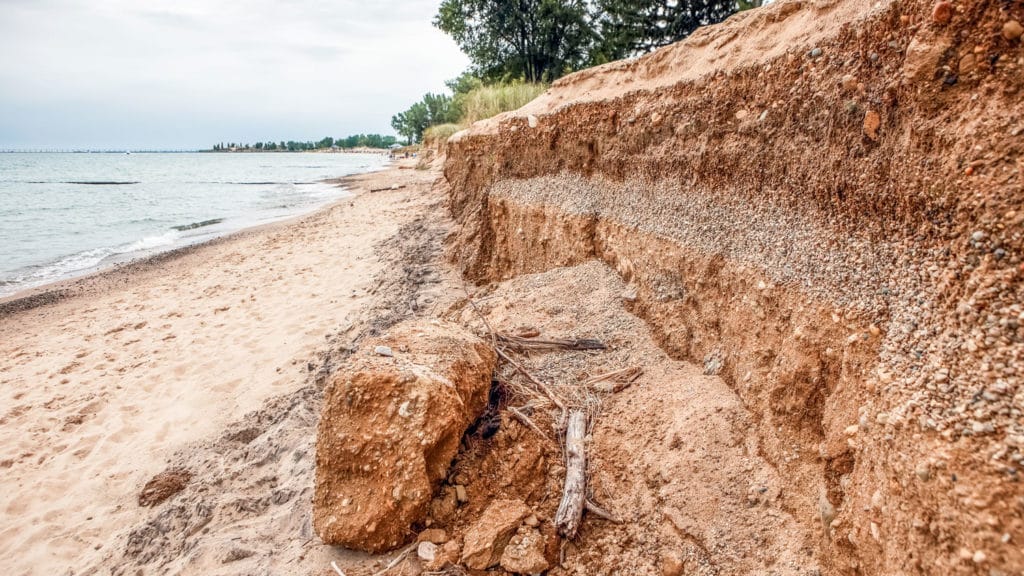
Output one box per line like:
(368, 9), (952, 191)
(0, 0), (469, 150)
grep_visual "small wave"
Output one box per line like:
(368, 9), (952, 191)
(65, 181), (139, 185)
(172, 218), (224, 232)
(117, 230), (180, 252)
(7, 247), (115, 287)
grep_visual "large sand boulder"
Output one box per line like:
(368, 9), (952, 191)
(313, 320), (495, 552)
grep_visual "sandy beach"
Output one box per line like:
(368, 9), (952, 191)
(0, 159), (446, 574)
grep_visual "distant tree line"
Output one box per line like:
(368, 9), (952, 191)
(210, 134), (398, 152)
(393, 0), (762, 142)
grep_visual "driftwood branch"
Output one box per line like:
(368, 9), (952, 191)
(496, 333), (606, 352)
(369, 184), (406, 192)
(555, 410), (587, 538)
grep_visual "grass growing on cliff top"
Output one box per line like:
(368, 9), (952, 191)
(421, 82), (548, 147)
(423, 123), (463, 143)
(458, 82), (548, 125)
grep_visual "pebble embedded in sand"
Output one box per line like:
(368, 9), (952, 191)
(499, 528), (549, 574)
(417, 541), (437, 562)
(1003, 20), (1023, 41)
(660, 551), (685, 576)
(461, 499), (531, 569)
(417, 528), (447, 544)
(863, 110), (881, 140)
(931, 2), (952, 25)
(374, 345), (393, 357)
(958, 54), (976, 75)
(915, 463), (932, 481)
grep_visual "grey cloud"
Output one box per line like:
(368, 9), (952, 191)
(0, 0), (468, 149)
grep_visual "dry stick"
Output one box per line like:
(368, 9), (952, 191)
(461, 282), (497, 351)
(496, 333), (607, 352)
(368, 543), (417, 576)
(509, 406), (552, 443)
(495, 346), (567, 412)
(584, 366), (643, 393)
(585, 499), (622, 523)
(555, 410), (587, 538)
(330, 561), (347, 576)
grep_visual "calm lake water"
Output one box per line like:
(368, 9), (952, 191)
(0, 152), (388, 297)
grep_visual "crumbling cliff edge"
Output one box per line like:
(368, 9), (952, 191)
(443, 0), (1024, 573)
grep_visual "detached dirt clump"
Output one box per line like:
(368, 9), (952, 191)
(137, 468), (191, 507)
(314, 320), (496, 552)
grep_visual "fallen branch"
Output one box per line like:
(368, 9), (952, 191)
(585, 499), (621, 523)
(555, 410), (587, 538)
(584, 366), (643, 393)
(370, 184), (407, 192)
(509, 406), (552, 443)
(497, 333), (606, 352)
(495, 346), (567, 412)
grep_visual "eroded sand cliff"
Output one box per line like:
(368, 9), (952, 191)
(441, 0), (1024, 573)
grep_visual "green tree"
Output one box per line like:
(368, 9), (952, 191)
(391, 93), (456, 143)
(593, 0), (746, 60)
(435, 0), (593, 82)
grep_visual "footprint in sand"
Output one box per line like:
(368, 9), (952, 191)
(154, 421), (173, 443)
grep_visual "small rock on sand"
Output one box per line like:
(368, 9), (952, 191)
(461, 499), (532, 570)
(661, 550), (685, 576)
(374, 345), (393, 357)
(863, 110), (881, 141)
(500, 528), (549, 574)
(417, 528), (448, 544)
(417, 541), (437, 563)
(1003, 20), (1023, 41)
(931, 2), (952, 25)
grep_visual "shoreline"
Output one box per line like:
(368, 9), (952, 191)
(0, 167), (388, 315)
(0, 158), (440, 573)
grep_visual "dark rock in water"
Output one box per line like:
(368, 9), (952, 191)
(172, 218), (225, 231)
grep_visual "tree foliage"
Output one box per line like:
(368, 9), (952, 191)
(593, 0), (749, 60)
(435, 0), (593, 83)
(391, 92), (458, 143)
(436, 0), (758, 78)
